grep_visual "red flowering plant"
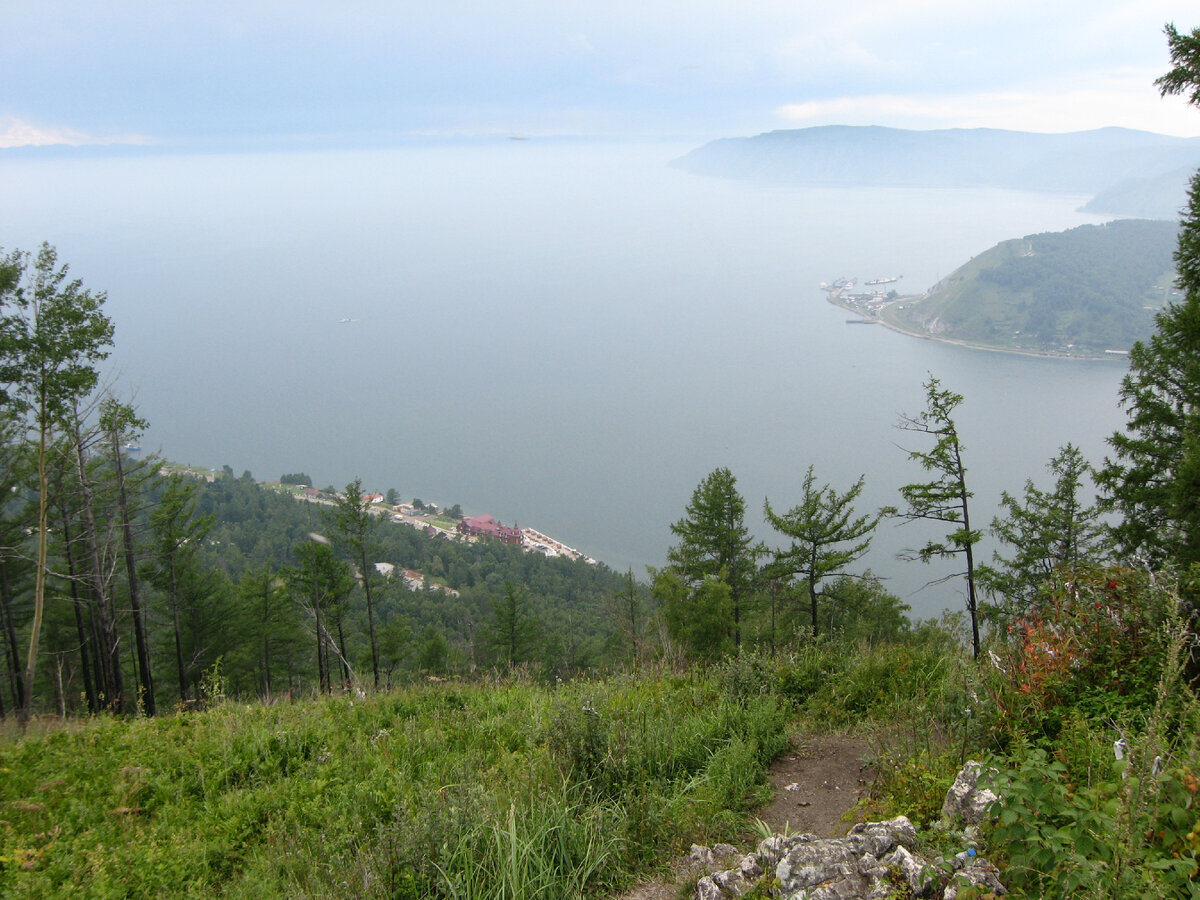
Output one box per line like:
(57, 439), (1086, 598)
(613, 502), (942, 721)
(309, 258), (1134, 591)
(983, 566), (1200, 898)
(992, 565), (1174, 738)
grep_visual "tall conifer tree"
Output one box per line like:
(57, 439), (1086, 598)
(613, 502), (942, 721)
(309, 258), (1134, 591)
(666, 467), (761, 649)
(1099, 23), (1200, 573)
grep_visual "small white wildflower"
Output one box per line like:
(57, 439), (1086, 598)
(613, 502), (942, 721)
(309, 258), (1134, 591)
(371, 728), (391, 744)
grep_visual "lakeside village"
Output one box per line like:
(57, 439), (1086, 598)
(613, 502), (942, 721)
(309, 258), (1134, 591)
(291, 481), (594, 574)
(821, 275), (1136, 358)
(819, 275), (912, 321)
(160, 463), (595, 597)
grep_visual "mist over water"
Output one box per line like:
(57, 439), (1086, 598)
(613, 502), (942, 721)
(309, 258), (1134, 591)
(0, 141), (1128, 620)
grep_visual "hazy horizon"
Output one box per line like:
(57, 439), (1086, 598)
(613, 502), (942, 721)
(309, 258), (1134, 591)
(0, 139), (1134, 620)
(4, 3), (1198, 621)
(4, 3), (1200, 150)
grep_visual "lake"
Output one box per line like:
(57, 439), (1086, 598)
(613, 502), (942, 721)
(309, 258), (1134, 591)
(0, 140), (1131, 620)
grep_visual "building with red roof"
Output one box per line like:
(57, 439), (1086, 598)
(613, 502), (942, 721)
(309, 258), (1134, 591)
(456, 514), (524, 545)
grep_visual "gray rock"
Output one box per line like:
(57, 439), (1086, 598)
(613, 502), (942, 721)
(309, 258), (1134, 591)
(712, 868), (748, 895)
(942, 857), (1006, 898)
(692, 768), (1008, 899)
(843, 816), (918, 857)
(881, 845), (932, 895)
(775, 839), (861, 890)
(940, 761), (999, 827)
(738, 854), (764, 880)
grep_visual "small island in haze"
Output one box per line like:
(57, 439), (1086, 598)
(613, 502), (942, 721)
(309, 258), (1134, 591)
(826, 218), (1180, 358)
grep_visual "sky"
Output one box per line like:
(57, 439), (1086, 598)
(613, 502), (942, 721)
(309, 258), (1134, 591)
(2, 1), (1200, 149)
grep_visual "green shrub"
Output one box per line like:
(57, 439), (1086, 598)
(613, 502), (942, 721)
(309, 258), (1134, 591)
(984, 574), (1200, 899)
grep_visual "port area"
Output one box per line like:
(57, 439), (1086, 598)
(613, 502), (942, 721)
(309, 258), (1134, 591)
(819, 277), (1130, 360)
(820, 277), (919, 322)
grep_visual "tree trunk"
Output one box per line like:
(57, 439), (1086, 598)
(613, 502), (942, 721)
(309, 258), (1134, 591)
(168, 558), (188, 704)
(312, 568), (327, 693)
(336, 617), (350, 687)
(954, 443), (980, 660)
(72, 423), (124, 712)
(361, 552), (379, 689)
(110, 433), (155, 714)
(22, 414), (52, 722)
(55, 502), (97, 713)
(809, 546), (820, 639)
(52, 654), (66, 718)
(0, 557), (27, 714)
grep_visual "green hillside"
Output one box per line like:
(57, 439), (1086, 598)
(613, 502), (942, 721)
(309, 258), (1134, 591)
(884, 219), (1180, 356)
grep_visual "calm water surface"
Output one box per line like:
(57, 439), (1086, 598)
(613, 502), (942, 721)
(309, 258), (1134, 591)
(0, 141), (1129, 618)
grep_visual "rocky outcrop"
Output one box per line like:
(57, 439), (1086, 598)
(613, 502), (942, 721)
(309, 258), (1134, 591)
(693, 762), (1005, 900)
(940, 761), (999, 828)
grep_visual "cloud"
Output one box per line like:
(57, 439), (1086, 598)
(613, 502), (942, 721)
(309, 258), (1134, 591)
(774, 79), (1200, 137)
(0, 117), (152, 149)
(564, 32), (595, 54)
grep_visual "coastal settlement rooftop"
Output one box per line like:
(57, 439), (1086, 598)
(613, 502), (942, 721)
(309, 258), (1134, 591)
(456, 514), (524, 545)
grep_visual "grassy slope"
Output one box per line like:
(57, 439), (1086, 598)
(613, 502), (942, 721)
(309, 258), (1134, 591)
(3, 585), (1196, 900)
(885, 219), (1178, 356)
(0, 671), (791, 899)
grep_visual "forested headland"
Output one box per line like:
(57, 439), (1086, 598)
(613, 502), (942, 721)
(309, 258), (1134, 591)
(881, 218), (1179, 356)
(4, 22), (1200, 900)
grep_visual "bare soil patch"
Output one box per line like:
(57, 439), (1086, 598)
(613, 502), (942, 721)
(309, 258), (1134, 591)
(613, 732), (873, 900)
(754, 731), (874, 837)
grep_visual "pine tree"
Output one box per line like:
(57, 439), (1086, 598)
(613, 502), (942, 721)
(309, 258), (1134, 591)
(327, 478), (383, 688)
(764, 467), (882, 638)
(666, 467), (762, 649)
(145, 474), (214, 704)
(484, 582), (540, 668)
(893, 375), (982, 658)
(981, 444), (1104, 620)
(0, 244), (113, 718)
(1099, 23), (1200, 572)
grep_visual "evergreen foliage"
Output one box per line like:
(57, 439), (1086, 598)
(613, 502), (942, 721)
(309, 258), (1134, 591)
(0, 244), (114, 720)
(1100, 25), (1200, 576)
(892, 375), (982, 658)
(664, 467), (762, 650)
(326, 478), (385, 687)
(764, 466), (882, 638)
(980, 443), (1106, 622)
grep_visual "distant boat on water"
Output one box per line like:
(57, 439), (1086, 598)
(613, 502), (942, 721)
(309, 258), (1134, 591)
(865, 275), (902, 286)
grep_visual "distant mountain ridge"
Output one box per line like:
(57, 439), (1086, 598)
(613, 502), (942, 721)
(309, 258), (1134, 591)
(673, 126), (1200, 218)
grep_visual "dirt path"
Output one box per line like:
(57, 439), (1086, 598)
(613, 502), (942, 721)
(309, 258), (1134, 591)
(614, 732), (873, 900)
(754, 732), (873, 838)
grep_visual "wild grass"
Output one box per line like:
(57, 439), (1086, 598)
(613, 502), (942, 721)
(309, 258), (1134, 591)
(6, 572), (1192, 899)
(0, 670), (790, 898)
